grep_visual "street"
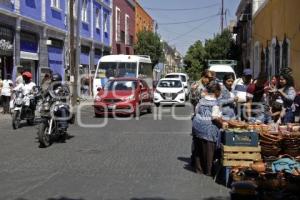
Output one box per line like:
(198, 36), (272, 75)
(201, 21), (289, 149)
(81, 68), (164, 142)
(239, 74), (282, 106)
(0, 105), (229, 200)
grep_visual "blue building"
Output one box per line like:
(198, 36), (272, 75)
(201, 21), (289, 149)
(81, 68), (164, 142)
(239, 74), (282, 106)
(0, 0), (112, 84)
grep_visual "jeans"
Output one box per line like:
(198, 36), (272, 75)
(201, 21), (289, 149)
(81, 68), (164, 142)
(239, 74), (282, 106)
(283, 108), (294, 124)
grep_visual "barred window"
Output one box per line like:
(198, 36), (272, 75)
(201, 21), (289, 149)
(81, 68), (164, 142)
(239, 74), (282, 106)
(281, 36), (289, 69)
(274, 39), (280, 75)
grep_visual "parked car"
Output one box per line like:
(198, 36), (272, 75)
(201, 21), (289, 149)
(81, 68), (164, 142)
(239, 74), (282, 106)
(165, 73), (190, 99)
(153, 78), (186, 106)
(94, 78), (152, 117)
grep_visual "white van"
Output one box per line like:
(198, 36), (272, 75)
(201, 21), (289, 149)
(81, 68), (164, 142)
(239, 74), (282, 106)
(208, 64), (236, 81)
(165, 73), (190, 98)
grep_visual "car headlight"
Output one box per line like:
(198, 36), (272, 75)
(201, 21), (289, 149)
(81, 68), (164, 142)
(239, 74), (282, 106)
(155, 89), (162, 94)
(178, 89), (184, 94)
(95, 95), (102, 101)
(122, 95), (135, 101)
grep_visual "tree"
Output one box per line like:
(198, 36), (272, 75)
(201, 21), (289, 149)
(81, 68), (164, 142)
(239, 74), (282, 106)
(204, 29), (237, 62)
(184, 29), (240, 80)
(184, 40), (205, 81)
(134, 30), (164, 69)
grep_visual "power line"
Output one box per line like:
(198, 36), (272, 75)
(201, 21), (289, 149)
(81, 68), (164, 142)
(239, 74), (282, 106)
(158, 13), (219, 25)
(167, 14), (219, 43)
(144, 3), (219, 11)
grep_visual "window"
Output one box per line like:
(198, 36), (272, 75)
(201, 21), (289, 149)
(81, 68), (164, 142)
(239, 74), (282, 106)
(115, 7), (121, 41)
(95, 8), (100, 29)
(51, 0), (60, 9)
(274, 39), (280, 75)
(81, 0), (88, 22)
(125, 14), (130, 45)
(281, 36), (289, 69)
(260, 48), (265, 74)
(103, 13), (108, 33)
(265, 46), (270, 78)
(253, 42), (260, 78)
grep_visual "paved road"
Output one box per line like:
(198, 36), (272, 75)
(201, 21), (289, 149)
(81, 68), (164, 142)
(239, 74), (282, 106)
(0, 104), (229, 200)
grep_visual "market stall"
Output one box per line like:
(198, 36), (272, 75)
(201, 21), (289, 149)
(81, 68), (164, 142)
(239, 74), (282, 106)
(216, 120), (300, 199)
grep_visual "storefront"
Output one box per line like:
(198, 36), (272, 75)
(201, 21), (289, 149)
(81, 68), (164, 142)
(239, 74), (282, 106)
(0, 25), (14, 80)
(19, 31), (39, 83)
(48, 38), (64, 78)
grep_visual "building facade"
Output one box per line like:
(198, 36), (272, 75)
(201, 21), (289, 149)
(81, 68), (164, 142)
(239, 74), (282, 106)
(134, 0), (153, 43)
(235, 0), (253, 76)
(112, 0), (135, 55)
(0, 0), (112, 84)
(252, 0), (300, 89)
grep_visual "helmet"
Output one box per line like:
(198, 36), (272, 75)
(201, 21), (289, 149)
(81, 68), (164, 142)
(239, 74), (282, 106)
(22, 71), (32, 79)
(51, 73), (62, 82)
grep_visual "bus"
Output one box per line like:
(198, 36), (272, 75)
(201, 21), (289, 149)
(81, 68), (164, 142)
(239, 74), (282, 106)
(93, 55), (153, 96)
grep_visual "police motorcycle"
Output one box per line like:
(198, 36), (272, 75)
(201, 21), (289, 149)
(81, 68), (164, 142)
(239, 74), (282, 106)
(11, 86), (41, 129)
(37, 79), (73, 147)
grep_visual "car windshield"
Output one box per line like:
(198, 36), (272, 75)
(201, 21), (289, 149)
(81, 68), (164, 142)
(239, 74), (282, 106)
(158, 80), (182, 88)
(166, 74), (186, 82)
(105, 80), (137, 91)
(215, 72), (235, 81)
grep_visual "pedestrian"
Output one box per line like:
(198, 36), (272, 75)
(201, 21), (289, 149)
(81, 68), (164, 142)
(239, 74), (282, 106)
(219, 74), (238, 120)
(246, 73), (270, 123)
(190, 69), (214, 112)
(277, 73), (296, 124)
(15, 70), (24, 86)
(1, 74), (13, 114)
(192, 82), (223, 176)
(232, 68), (253, 120)
(190, 70), (217, 167)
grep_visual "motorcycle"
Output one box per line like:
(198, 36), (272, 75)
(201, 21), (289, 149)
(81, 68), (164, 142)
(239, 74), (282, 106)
(11, 86), (41, 129)
(37, 86), (73, 147)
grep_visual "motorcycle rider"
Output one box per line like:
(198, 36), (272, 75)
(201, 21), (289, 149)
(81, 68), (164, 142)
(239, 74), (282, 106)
(14, 71), (36, 95)
(13, 71), (36, 107)
(43, 73), (70, 132)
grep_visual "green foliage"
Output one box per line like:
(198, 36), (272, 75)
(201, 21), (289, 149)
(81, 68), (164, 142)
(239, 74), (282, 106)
(184, 40), (205, 81)
(184, 29), (239, 80)
(134, 30), (164, 69)
(204, 29), (235, 61)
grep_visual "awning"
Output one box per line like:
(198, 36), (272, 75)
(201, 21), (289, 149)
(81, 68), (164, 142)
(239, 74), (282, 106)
(20, 51), (39, 60)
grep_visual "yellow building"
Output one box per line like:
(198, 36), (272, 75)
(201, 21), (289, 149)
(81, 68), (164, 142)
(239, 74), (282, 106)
(252, 0), (300, 89)
(134, 1), (154, 43)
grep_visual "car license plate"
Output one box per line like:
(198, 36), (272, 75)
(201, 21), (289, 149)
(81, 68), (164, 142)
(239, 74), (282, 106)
(166, 96), (172, 100)
(107, 105), (116, 110)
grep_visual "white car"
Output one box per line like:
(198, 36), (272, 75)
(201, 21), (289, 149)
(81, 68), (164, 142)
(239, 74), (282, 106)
(154, 78), (186, 106)
(165, 73), (190, 98)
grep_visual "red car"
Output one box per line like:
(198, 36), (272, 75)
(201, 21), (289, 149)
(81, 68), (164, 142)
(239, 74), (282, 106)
(94, 78), (153, 117)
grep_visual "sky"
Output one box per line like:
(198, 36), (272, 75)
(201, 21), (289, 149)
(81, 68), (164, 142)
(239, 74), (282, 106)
(139, 0), (241, 56)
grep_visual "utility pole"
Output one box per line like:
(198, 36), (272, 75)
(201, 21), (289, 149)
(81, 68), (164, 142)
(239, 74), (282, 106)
(69, 0), (76, 107)
(69, 0), (80, 107)
(221, 0), (224, 32)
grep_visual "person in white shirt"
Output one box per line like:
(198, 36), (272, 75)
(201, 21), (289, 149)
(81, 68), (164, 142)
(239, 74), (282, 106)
(14, 71), (36, 95)
(15, 70), (24, 86)
(1, 74), (13, 114)
(232, 68), (253, 120)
